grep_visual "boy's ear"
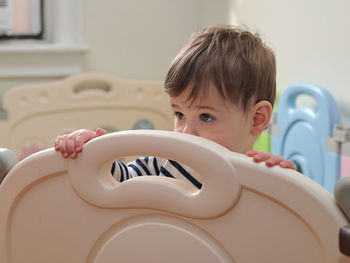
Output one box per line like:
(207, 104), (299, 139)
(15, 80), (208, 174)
(250, 101), (272, 136)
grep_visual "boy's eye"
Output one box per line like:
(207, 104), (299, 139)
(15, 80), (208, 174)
(200, 113), (213, 122)
(175, 112), (185, 120)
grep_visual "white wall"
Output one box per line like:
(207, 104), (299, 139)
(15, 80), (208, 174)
(232, 0), (350, 124)
(82, 0), (350, 123)
(81, 0), (231, 81)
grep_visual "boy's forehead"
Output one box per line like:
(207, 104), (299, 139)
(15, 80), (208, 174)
(168, 88), (235, 109)
(171, 83), (218, 100)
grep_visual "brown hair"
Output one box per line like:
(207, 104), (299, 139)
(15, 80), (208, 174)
(163, 25), (276, 111)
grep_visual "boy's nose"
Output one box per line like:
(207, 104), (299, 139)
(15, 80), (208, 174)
(182, 124), (198, 136)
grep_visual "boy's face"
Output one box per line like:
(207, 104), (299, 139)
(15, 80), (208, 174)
(169, 86), (255, 154)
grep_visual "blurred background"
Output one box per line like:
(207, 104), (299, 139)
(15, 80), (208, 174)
(0, 0), (349, 124)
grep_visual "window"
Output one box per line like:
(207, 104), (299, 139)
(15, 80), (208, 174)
(0, 0), (88, 78)
(0, 0), (44, 40)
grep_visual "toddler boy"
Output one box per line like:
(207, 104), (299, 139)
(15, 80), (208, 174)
(55, 25), (295, 189)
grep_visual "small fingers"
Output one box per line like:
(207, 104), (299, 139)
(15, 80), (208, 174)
(246, 150), (259, 157)
(265, 155), (285, 167)
(66, 133), (78, 158)
(54, 136), (61, 151)
(250, 151), (273, 163)
(55, 133), (79, 158)
(247, 150), (297, 170)
(75, 133), (85, 153)
(96, 128), (107, 136)
(75, 127), (106, 152)
(280, 160), (297, 170)
(58, 136), (69, 158)
(264, 155), (297, 170)
(54, 128), (107, 159)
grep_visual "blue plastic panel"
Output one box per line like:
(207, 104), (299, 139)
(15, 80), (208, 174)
(271, 83), (340, 194)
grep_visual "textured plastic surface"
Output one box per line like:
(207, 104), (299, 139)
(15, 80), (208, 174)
(1, 130), (349, 263)
(271, 84), (340, 193)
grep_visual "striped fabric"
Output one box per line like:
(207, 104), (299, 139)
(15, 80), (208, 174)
(111, 157), (202, 189)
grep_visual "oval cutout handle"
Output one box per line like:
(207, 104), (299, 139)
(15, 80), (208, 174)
(68, 130), (241, 219)
(72, 81), (112, 95)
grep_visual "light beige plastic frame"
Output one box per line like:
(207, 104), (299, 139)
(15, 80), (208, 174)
(0, 72), (173, 157)
(0, 130), (349, 263)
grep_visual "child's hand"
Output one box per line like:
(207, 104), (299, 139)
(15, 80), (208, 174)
(246, 150), (297, 170)
(54, 128), (107, 159)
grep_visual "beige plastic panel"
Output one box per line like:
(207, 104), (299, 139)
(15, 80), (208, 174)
(0, 130), (349, 263)
(0, 73), (173, 157)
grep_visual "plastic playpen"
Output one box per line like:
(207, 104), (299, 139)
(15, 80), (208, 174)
(1, 73), (350, 262)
